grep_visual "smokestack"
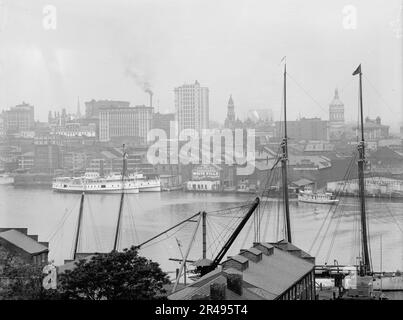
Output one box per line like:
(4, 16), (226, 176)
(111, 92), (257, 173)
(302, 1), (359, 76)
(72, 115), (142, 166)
(148, 91), (153, 108)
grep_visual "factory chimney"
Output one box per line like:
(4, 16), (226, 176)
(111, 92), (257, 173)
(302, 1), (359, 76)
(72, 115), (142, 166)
(148, 90), (153, 108)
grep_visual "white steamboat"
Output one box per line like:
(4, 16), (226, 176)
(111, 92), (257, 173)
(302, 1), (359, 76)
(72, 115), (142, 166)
(52, 172), (161, 194)
(298, 190), (339, 205)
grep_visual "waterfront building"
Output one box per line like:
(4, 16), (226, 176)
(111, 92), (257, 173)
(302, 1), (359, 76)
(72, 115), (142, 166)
(62, 152), (88, 172)
(328, 89), (345, 141)
(327, 176), (403, 197)
(34, 144), (61, 173)
(0, 228), (48, 266)
(174, 80), (209, 134)
(168, 240), (316, 300)
(186, 164), (222, 191)
(17, 152), (34, 171)
(99, 105), (153, 143)
(2, 102), (35, 134)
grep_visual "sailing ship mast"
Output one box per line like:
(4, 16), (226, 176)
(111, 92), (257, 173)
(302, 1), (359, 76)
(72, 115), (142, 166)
(73, 192), (85, 260)
(281, 58), (292, 243)
(112, 144), (128, 251)
(353, 64), (371, 275)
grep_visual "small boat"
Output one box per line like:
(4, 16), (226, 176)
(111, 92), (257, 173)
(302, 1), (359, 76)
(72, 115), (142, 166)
(298, 190), (339, 205)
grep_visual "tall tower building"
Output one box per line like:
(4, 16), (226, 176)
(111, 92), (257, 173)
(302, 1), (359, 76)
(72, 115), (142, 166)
(3, 102), (35, 134)
(329, 88), (345, 140)
(174, 80), (209, 134)
(224, 95), (236, 129)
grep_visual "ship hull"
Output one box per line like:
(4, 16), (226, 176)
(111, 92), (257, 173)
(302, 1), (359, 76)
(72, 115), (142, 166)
(52, 186), (139, 194)
(298, 196), (339, 205)
(138, 184), (161, 192)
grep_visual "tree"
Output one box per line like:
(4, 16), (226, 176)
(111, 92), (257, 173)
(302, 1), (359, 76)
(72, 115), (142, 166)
(58, 246), (170, 300)
(0, 247), (59, 300)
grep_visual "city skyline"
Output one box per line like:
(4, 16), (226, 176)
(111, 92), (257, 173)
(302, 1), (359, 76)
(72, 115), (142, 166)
(0, 0), (401, 131)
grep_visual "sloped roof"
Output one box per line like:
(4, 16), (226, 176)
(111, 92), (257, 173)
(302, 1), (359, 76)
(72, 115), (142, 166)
(169, 242), (314, 300)
(0, 229), (48, 255)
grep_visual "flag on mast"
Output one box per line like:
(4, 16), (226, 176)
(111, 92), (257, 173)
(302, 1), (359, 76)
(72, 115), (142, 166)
(280, 56), (286, 66)
(353, 64), (361, 76)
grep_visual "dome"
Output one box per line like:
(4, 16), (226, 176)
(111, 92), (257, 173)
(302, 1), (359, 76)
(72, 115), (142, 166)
(330, 88), (344, 107)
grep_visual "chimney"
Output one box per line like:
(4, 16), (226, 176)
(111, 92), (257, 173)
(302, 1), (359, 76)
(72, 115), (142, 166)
(240, 247), (263, 263)
(40, 242), (49, 248)
(253, 242), (274, 256)
(149, 91), (153, 108)
(226, 272), (243, 296)
(28, 234), (38, 242)
(210, 282), (226, 300)
(222, 255), (249, 271)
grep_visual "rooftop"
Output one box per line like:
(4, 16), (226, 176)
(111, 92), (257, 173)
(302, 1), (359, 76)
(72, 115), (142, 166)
(169, 240), (314, 300)
(0, 229), (48, 255)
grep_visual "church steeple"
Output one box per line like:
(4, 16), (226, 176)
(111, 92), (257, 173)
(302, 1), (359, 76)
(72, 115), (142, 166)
(225, 95), (236, 129)
(227, 95), (235, 121)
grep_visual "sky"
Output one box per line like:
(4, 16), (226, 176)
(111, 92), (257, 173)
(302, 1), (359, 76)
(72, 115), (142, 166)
(0, 0), (402, 131)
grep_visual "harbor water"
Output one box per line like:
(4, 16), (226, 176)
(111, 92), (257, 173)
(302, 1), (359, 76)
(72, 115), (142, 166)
(1, 185), (402, 274)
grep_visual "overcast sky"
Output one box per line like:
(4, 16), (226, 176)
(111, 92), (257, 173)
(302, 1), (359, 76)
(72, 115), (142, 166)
(0, 0), (402, 131)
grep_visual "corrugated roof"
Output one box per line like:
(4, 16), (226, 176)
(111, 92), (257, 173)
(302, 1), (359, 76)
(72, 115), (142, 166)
(0, 229), (48, 255)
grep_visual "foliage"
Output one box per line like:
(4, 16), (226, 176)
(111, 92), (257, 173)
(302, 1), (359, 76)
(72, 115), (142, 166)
(0, 246), (59, 300)
(58, 246), (170, 300)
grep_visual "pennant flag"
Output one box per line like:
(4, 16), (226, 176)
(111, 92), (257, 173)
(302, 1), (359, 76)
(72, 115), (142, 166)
(279, 56), (286, 66)
(353, 64), (361, 76)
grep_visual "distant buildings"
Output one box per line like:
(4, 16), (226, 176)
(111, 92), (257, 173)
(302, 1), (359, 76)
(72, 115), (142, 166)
(275, 117), (328, 142)
(152, 112), (175, 138)
(328, 89), (345, 141)
(99, 105), (153, 143)
(2, 102), (35, 134)
(247, 108), (273, 123)
(134, 105), (154, 143)
(360, 117), (389, 140)
(175, 80), (209, 134)
(0, 116), (4, 137)
(34, 144), (60, 173)
(85, 99), (130, 120)
(50, 122), (96, 138)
